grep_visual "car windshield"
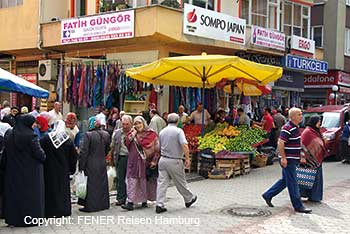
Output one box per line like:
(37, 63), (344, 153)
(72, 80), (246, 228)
(302, 112), (341, 128)
(321, 112), (341, 128)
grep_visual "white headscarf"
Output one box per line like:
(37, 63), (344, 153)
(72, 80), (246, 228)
(48, 120), (69, 149)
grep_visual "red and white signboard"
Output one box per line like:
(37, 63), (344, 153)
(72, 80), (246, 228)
(18, 74), (37, 110)
(251, 26), (285, 51)
(305, 71), (350, 88)
(291, 35), (315, 55)
(61, 10), (134, 44)
(183, 4), (246, 45)
(338, 71), (350, 87)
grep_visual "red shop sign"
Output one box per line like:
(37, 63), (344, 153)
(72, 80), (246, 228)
(304, 71), (337, 87)
(338, 71), (350, 87)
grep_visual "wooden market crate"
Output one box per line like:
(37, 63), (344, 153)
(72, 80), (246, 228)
(208, 168), (234, 179)
(240, 158), (251, 175)
(216, 159), (241, 176)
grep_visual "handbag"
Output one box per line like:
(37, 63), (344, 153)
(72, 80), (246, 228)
(296, 166), (317, 190)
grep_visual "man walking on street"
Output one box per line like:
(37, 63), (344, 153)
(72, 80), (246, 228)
(262, 107), (312, 214)
(111, 115), (133, 206)
(156, 113), (197, 213)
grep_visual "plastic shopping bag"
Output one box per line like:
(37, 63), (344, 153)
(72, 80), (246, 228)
(75, 171), (87, 199)
(107, 166), (116, 191)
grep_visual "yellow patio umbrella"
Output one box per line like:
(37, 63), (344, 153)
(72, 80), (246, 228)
(125, 53), (282, 88)
(223, 78), (272, 96)
(126, 53), (282, 135)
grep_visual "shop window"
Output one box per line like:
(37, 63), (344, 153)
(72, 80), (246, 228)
(312, 26), (323, 48)
(346, 28), (350, 56)
(240, 0), (281, 30)
(183, 0), (215, 11)
(283, 1), (310, 38)
(0, 0), (23, 8)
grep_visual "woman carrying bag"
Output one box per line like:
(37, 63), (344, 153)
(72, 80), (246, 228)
(122, 116), (160, 211)
(300, 115), (327, 202)
(78, 117), (111, 212)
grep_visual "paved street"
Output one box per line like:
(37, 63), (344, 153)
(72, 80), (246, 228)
(1, 161), (350, 234)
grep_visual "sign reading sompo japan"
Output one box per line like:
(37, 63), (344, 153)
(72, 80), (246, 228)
(183, 3), (246, 45)
(61, 10), (134, 44)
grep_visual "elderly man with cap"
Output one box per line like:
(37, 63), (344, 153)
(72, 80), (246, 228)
(155, 113), (197, 213)
(110, 114), (133, 206)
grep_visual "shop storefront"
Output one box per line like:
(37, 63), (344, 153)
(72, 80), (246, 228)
(303, 71), (350, 107)
(283, 54), (328, 108)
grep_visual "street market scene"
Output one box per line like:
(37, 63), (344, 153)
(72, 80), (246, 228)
(0, 0), (350, 233)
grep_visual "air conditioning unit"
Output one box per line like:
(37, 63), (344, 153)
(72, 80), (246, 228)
(38, 60), (58, 81)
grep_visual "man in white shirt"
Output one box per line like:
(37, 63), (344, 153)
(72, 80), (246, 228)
(189, 103), (211, 125)
(0, 101), (11, 121)
(178, 105), (188, 125)
(96, 107), (110, 129)
(48, 102), (63, 126)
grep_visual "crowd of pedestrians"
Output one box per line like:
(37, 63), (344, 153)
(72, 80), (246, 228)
(0, 101), (197, 227)
(0, 100), (347, 226)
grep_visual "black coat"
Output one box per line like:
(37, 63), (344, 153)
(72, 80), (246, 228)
(3, 115), (46, 226)
(78, 129), (110, 212)
(2, 114), (16, 127)
(40, 134), (78, 218)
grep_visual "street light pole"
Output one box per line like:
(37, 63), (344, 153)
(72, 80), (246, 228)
(332, 85), (339, 105)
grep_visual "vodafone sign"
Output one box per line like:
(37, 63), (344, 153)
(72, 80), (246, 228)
(304, 73), (336, 87)
(183, 4), (246, 45)
(305, 71), (350, 87)
(291, 35), (315, 55)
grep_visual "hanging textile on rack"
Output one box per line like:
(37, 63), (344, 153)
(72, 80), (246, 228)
(87, 64), (94, 107)
(57, 63), (64, 102)
(78, 64), (86, 107)
(66, 63), (74, 104)
(93, 64), (103, 108)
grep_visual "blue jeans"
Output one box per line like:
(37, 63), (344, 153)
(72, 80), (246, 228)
(263, 159), (303, 209)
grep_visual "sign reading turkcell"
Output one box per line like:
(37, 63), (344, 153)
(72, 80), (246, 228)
(183, 4), (246, 45)
(284, 55), (328, 74)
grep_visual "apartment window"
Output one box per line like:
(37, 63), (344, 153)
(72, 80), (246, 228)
(240, 0), (281, 30)
(75, 0), (86, 16)
(346, 0), (350, 6)
(183, 0), (216, 11)
(345, 28), (350, 56)
(283, 1), (310, 38)
(312, 26), (323, 48)
(0, 0), (23, 8)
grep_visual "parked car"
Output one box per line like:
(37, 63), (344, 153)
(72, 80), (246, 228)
(301, 105), (350, 161)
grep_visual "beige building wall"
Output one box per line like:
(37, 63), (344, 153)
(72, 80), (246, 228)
(0, 0), (39, 51)
(221, 0), (239, 17)
(41, 0), (69, 23)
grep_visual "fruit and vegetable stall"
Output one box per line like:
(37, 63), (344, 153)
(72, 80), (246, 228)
(183, 123), (271, 179)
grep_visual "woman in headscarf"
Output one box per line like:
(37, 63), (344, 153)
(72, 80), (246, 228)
(0, 121), (11, 217)
(35, 115), (50, 138)
(65, 112), (80, 149)
(300, 115), (327, 202)
(78, 116), (110, 212)
(2, 114), (46, 226)
(40, 120), (78, 217)
(122, 116), (160, 211)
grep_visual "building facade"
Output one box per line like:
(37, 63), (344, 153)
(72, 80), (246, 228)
(303, 0), (350, 107)
(0, 0), (324, 116)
